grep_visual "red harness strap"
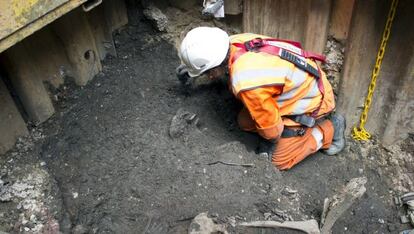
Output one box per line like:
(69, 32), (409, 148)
(231, 38), (326, 64)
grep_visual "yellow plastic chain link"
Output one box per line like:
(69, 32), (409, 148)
(352, 0), (399, 141)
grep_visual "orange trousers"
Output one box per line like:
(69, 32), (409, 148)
(238, 109), (334, 170)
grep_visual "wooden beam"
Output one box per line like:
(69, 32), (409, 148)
(1, 41), (55, 125)
(52, 8), (102, 86)
(103, 0), (128, 33)
(23, 28), (73, 88)
(0, 78), (28, 155)
(329, 0), (356, 40)
(304, 0), (332, 53)
(243, 0), (309, 43)
(0, 0), (87, 53)
(225, 0), (243, 15)
(87, 5), (117, 60)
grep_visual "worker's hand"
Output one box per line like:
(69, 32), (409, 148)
(257, 138), (277, 161)
(176, 64), (191, 86)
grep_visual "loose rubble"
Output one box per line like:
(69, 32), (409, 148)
(189, 213), (228, 234)
(142, 4), (169, 32)
(0, 165), (60, 233)
(322, 37), (345, 93)
(169, 108), (200, 139)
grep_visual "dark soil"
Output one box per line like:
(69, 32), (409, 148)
(0, 5), (406, 234)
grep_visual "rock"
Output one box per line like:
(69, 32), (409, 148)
(73, 224), (88, 234)
(320, 177), (367, 234)
(143, 5), (169, 32)
(264, 212), (272, 220)
(188, 212), (228, 234)
(281, 187), (298, 196)
(0, 184), (12, 202)
(169, 109), (199, 138)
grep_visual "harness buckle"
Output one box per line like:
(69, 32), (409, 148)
(244, 38), (264, 51)
(296, 128), (306, 136)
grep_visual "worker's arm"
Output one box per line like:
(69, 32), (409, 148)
(239, 86), (284, 140)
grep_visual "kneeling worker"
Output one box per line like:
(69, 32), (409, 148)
(176, 27), (346, 170)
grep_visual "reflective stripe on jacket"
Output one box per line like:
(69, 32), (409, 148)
(229, 33), (335, 133)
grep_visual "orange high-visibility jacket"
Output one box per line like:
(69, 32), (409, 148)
(228, 33), (335, 140)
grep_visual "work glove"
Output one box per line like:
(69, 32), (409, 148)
(257, 138), (277, 161)
(176, 64), (191, 86)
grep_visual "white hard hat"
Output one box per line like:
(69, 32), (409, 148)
(180, 27), (230, 77)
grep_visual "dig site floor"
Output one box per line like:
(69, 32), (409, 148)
(1, 7), (413, 234)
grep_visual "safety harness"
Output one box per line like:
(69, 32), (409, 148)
(231, 38), (327, 138)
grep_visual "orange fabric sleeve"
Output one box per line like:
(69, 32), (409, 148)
(239, 86), (284, 140)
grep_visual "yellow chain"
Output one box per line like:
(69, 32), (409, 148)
(352, 0), (399, 141)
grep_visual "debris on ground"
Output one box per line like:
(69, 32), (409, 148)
(142, 4), (169, 32)
(169, 108), (200, 139)
(0, 164), (61, 233)
(188, 212), (228, 234)
(243, 177), (367, 234)
(255, 200), (293, 222)
(394, 192), (414, 226)
(348, 136), (414, 193)
(206, 160), (254, 167)
(239, 219), (320, 234)
(320, 177), (367, 233)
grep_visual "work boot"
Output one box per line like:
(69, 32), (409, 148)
(324, 113), (346, 156)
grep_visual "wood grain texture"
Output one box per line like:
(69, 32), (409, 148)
(243, 0), (331, 52)
(1, 40), (55, 125)
(329, 0), (355, 40)
(338, 0), (414, 145)
(225, 0), (243, 15)
(304, 0), (332, 53)
(0, 78), (28, 154)
(53, 8), (102, 86)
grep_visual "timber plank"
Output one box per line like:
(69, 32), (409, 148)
(0, 78), (28, 155)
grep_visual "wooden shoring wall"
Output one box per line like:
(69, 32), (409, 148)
(243, 0), (413, 145)
(338, 0), (414, 145)
(243, 0), (332, 54)
(0, 0), (128, 154)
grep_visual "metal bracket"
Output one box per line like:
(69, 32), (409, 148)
(82, 0), (102, 12)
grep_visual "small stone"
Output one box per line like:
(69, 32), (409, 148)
(73, 224), (88, 234)
(387, 223), (397, 232)
(227, 216), (236, 227)
(282, 187), (298, 196)
(169, 109), (198, 138)
(189, 213), (227, 233)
